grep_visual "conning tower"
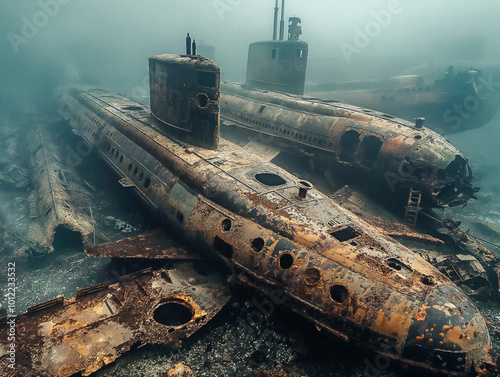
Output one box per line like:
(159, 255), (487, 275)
(246, 0), (308, 95)
(149, 41), (220, 149)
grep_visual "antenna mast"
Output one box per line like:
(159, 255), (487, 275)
(273, 0), (279, 40)
(279, 0), (285, 41)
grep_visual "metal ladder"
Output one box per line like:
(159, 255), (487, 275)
(403, 187), (422, 230)
(439, 264), (462, 284)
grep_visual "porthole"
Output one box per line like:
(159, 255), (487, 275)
(251, 238), (265, 252)
(221, 219), (232, 232)
(279, 253), (294, 269)
(144, 177), (151, 189)
(330, 285), (348, 303)
(138, 172), (144, 182)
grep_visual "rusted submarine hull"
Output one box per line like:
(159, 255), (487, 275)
(306, 68), (500, 135)
(53, 54), (494, 375)
(220, 81), (477, 209)
(0, 263), (229, 377)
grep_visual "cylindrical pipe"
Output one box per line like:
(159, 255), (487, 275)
(279, 0), (285, 40)
(192, 39), (197, 55)
(297, 180), (313, 199)
(186, 33), (192, 55)
(414, 117), (425, 128)
(273, 0), (279, 41)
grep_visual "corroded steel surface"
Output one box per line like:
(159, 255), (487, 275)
(331, 184), (498, 302)
(53, 55), (495, 375)
(86, 228), (202, 260)
(219, 81), (477, 208)
(149, 54), (220, 150)
(0, 263), (229, 376)
(27, 123), (94, 252)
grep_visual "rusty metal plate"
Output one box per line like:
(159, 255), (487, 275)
(85, 228), (202, 260)
(0, 263), (229, 377)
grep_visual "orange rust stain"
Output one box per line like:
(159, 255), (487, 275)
(295, 231), (320, 247)
(352, 308), (367, 323)
(374, 308), (412, 338)
(443, 326), (466, 347)
(415, 302), (431, 321)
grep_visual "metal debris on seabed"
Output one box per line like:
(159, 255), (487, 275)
(0, 263), (229, 377)
(26, 122), (95, 253)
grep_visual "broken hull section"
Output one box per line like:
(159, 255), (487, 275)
(25, 122), (95, 254)
(0, 263), (229, 377)
(55, 85), (493, 375)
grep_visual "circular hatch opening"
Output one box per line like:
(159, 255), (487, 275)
(255, 173), (286, 186)
(153, 301), (193, 326)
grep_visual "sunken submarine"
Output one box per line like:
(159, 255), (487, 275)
(306, 66), (500, 135)
(54, 46), (495, 376)
(219, 2), (479, 209)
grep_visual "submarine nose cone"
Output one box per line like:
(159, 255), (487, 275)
(403, 285), (494, 374)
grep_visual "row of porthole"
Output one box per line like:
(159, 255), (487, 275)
(83, 124), (97, 138)
(223, 108), (332, 149)
(218, 217), (434, 300)
(105, 143), (151, 190)
(398, 86), (432, 93)
(64, 104), (102, 139)
(76, 111), (102, 129)
(218, 217), (349, 303)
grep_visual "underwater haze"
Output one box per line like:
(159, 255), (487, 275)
(1, 1), (500, 376)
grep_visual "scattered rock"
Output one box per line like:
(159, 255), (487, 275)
(250, 366), (290, 377)
(161, 363), (196, 377)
